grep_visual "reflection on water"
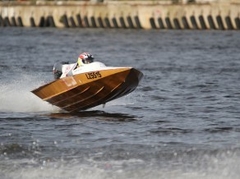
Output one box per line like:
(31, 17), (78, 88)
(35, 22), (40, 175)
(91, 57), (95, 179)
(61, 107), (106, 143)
(49, 110), (137, 122)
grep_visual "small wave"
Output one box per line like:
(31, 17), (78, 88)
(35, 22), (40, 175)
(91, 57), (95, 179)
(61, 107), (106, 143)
(1, 147), (240, 179)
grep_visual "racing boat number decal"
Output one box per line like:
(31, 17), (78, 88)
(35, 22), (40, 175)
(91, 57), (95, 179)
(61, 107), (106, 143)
(85, 71), (102, 80)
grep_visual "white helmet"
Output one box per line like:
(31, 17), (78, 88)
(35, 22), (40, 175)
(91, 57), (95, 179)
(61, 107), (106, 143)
(79, 52), (94, 64)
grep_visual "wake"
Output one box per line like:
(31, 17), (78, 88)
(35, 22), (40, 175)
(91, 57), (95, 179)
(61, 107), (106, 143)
(0, 73), (59, 113)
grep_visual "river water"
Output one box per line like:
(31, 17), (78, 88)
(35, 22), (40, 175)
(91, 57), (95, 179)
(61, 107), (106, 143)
(1, 28), (240, 179)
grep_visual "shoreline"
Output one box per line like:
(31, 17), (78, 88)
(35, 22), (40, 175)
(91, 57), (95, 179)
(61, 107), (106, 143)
(0, 1), (240, 30)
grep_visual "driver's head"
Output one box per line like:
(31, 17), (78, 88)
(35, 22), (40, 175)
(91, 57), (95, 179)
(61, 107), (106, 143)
(78, 52), (94, 64)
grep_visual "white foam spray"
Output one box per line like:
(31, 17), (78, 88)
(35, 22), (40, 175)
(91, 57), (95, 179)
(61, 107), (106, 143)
(2, 151), (240, 179)
(0, 72), (59, 113)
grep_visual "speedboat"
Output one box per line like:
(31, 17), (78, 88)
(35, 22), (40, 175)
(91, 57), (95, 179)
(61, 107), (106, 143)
(31, 61), (143, 113)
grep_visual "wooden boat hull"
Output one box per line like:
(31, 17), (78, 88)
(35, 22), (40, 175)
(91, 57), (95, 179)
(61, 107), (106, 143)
(31, 67), (143, 112)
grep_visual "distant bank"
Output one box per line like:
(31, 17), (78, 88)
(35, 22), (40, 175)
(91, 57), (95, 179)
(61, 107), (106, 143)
(0, 0), (240, 30)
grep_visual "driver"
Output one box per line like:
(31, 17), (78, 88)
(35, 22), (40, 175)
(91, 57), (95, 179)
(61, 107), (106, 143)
(77, 52), (94, 67)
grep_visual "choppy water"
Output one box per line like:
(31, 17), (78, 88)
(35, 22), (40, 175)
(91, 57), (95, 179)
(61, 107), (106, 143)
(1, 28), (240, 179)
